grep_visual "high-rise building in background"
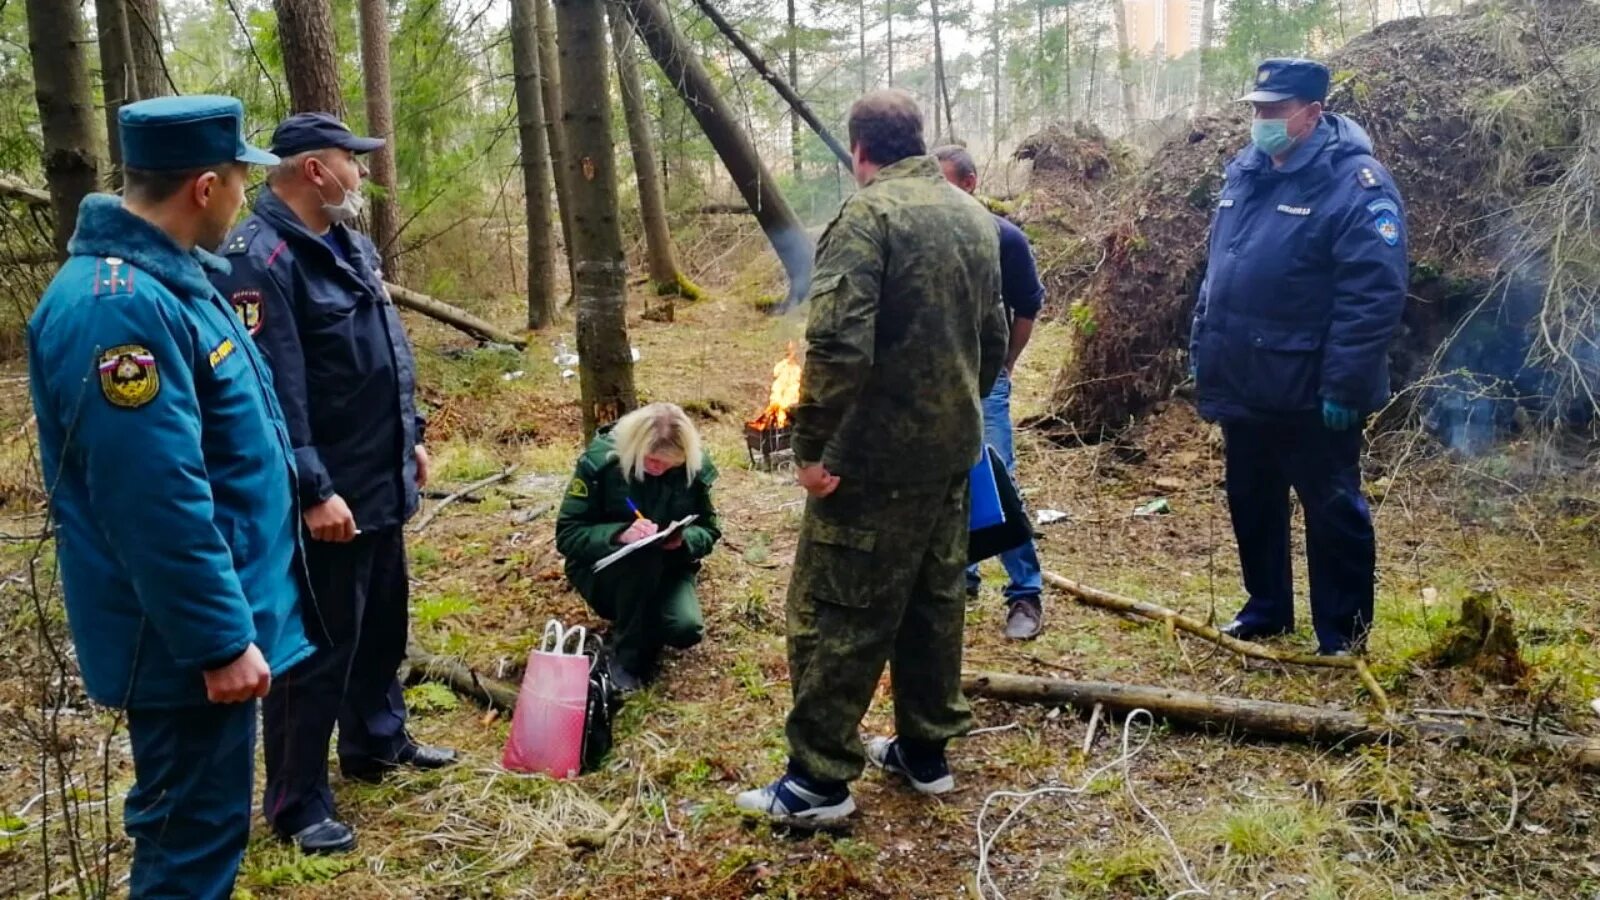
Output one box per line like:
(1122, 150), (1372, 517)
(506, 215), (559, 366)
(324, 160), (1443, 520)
(1124, 0), (1204, 58)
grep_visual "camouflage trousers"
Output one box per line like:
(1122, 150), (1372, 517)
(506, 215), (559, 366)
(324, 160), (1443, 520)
(784, 473), (973, 785)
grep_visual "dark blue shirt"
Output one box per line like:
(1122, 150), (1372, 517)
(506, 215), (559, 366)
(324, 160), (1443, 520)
(996, 215), (1044, 320)
(321, 229), (348, 263)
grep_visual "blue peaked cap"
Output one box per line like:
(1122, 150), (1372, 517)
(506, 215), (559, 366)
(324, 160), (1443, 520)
(119, 95), (279, 171)
(1239, 58), (1331, 104)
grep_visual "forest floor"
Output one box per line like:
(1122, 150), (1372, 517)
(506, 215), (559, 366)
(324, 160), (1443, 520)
(2, 280), (1600, 899)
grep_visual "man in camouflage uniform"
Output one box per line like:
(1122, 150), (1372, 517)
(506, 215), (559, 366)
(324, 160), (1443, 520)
(737, 90), (1008, 823)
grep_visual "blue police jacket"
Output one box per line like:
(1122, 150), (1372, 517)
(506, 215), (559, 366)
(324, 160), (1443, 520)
(1191, 113), (1409, 422)
(28, 195), (315, 709)
(210, 191), (422, 530)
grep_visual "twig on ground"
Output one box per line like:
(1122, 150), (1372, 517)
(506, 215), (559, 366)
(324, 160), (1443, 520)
(566, 797), (637, 852)
(412, 468), (516, 533)
(1082, 702), (1105, 754)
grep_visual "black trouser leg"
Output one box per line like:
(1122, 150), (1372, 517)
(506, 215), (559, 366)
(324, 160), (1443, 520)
(338, 526), (412, 769)
(1222, 422), (1296, 632)
(262, 534), (376, 836)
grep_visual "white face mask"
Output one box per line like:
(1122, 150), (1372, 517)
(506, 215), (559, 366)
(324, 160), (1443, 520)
(315, 161), (366, 224)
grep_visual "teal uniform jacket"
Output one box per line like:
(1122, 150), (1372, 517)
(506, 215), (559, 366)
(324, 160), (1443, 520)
(28, 194), (316, 709)
(555, 428), (721, 573)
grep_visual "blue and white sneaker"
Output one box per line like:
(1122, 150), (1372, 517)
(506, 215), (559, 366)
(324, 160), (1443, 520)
(867, 736), (955, 795)
(735, 774), (856, 823)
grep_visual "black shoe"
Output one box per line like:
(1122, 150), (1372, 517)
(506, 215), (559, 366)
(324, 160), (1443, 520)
(285, 818), (356, 855)
(1004, 599), (1043, 641)
(1219, 619), (1292, 641)
(343, 742), (459, 784)
(606, 655), (644, 694)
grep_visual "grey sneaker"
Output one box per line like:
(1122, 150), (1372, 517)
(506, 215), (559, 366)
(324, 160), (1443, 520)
(866, 736), (955, 794)
(1004, 599), (1042, 640)
(735, 774), (856, 823)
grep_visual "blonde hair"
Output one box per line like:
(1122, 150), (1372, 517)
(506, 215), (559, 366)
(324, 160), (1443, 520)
(610, 403), (703, 484)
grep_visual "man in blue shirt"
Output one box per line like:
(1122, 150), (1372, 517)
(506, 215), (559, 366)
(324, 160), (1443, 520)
(29, 96), (310, 900)
(1190, 59), (1408, 656)
(211, 113), (453, 855)
(935, 145), (1047, 640)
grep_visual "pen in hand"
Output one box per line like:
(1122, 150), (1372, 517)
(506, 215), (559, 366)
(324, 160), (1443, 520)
(625, 497), (646, 521)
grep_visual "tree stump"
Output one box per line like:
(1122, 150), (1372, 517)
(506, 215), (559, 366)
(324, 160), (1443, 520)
(1422, 589), (1529, 684)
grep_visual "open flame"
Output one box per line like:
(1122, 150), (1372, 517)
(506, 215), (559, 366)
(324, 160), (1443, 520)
(748, 343), (801, 431)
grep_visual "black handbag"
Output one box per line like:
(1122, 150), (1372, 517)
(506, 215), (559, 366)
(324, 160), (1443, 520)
(579, 638), (620, 774)
(967, 446), (1032, 564)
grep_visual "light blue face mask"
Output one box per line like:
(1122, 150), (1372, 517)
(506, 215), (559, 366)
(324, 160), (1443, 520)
(1251, 118), (1294, 156)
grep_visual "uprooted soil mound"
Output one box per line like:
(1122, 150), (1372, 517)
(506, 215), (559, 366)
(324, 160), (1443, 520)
(1044, 0), (1600, 437)
(1009, 123), (1136, 315)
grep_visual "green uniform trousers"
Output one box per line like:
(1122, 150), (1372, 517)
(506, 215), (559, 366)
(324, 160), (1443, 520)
(785, 473), (973, 784)
(568, 549), (704, 673)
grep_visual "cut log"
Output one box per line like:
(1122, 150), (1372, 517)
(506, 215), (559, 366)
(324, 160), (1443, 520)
(962, 671), (1600, 773)
(410, 468), (515, 533)
(384, 282), (527, 348)
(406, 648), (519, 711)
(0, 175), (53, 208)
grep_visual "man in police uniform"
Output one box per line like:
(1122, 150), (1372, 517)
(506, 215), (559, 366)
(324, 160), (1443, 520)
(736, 90), (1008, 823)
(933, 144), (1048, 640)
(210, 113), (454, 854)
(1190, 59), (1408, 656)
(29, 96), (309, 898)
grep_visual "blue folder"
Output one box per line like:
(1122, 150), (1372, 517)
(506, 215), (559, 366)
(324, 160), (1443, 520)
(969, 445), (1005, 530)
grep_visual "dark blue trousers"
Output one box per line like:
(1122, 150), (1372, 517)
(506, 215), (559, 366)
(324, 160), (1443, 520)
(1222, 420), (1376, 652)
(124, 700), (256, 900)
(263, 526), (411, 836)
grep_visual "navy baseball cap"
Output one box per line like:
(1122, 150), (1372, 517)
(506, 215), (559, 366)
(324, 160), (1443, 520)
(119, 95), (279, 171)
(269, 113), (385, 158)
(1239, 58), (1330, 104)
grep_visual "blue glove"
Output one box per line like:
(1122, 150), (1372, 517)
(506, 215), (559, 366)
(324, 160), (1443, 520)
(1322, 400), (1360, 431)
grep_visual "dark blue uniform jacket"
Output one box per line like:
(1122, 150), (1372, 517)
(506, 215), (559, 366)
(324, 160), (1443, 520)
(1191, 114), (1409, 422)
(210, 191), (422, 530)
(28, 195), (315, 709)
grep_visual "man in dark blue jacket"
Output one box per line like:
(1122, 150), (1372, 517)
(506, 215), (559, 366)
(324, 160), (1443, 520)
(210, 113), (454, 854)
(30, 96), (310, 899)
(1191, 59), (1408, 656)
(933, 144), (1048, 640)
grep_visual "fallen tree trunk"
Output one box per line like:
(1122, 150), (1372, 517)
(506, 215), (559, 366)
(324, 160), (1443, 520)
(384, 282), (527, 348)
(410, 467), (515, 533)
(688, 0), (853, 172)
(406, 648), (519, 711)
(962, 671), (1600, 773)
(0, 176), (53, 208)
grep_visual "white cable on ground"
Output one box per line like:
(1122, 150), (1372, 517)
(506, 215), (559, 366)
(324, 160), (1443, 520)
(974, 709), (1211, 900)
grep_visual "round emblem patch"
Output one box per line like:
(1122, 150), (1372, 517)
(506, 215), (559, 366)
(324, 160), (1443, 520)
(1374, 212), (1401, 247)
(231, 289), (263, 335)
(98, 344), (160, 409)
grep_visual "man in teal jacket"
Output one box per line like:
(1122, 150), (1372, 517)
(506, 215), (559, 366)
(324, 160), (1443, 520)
(28, 96), (312, 899)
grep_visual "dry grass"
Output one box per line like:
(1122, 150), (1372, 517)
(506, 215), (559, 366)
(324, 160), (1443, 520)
(2, 279), (1599, 898)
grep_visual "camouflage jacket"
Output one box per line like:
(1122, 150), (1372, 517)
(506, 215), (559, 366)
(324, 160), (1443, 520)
(791, 155), (1007, 482)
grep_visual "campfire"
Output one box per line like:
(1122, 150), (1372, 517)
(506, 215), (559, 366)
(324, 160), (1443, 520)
(744, 344), (801, 470)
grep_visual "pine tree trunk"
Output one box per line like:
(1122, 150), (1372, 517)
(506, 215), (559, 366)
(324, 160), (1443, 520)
(858, 0), (868, 93)
(885, 0), (894, 86)
(1112, 0), (1137, 129)
(275, 0), (345, 115)
(608, 3), (689, 299)
(929, 0), (954, 140)
(1063, 3), (1073, 123)
(95, 0), (138, 186)
(512, 0), (559, 329)
(554, 0), (637, 438)
(358, 0), (402, 278)
(535, 0), (577, 294)
(992, 0), (1002, 157)
(27, 0), (100, 260)
(125, 0), (169, 99)
(1196, 0), (1217, 111)
(623, 0), (814, 308)
(787, 0), (801, 177)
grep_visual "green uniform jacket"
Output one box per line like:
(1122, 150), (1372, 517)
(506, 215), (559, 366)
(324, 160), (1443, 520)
(791, 155), (1008, 481)
(555, 429), (722, 570)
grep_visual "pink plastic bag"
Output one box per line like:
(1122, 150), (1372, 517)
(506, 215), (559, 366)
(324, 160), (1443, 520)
(502, 620), (590, 778)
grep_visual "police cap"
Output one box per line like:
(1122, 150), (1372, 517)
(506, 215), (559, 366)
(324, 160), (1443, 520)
(269, 113), (386, 158)
(1238, 58), (1330, 104)
(119, 96), (279, 171)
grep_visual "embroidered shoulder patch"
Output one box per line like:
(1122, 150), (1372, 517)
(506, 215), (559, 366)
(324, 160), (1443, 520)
(209, 338), (237, 369)
(567, 477), (590, 498)
(231, 289), (263, 335)
(98, 345), (160, 409)
(1366, 199), (1399, 216)
(1373, 211), (1402, 246)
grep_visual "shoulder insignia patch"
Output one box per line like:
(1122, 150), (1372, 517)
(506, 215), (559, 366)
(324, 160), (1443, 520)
(223, 233), (250, 256)
(98, 344), (160, 409)
(231, 289), (263, 335)
(567, 477), (590, 499)
(1366, 198), (1399, 216)
(1357, 167), (1381, 189)
(1373, 211), (1402, 247)
(93, 258), (135, 296)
